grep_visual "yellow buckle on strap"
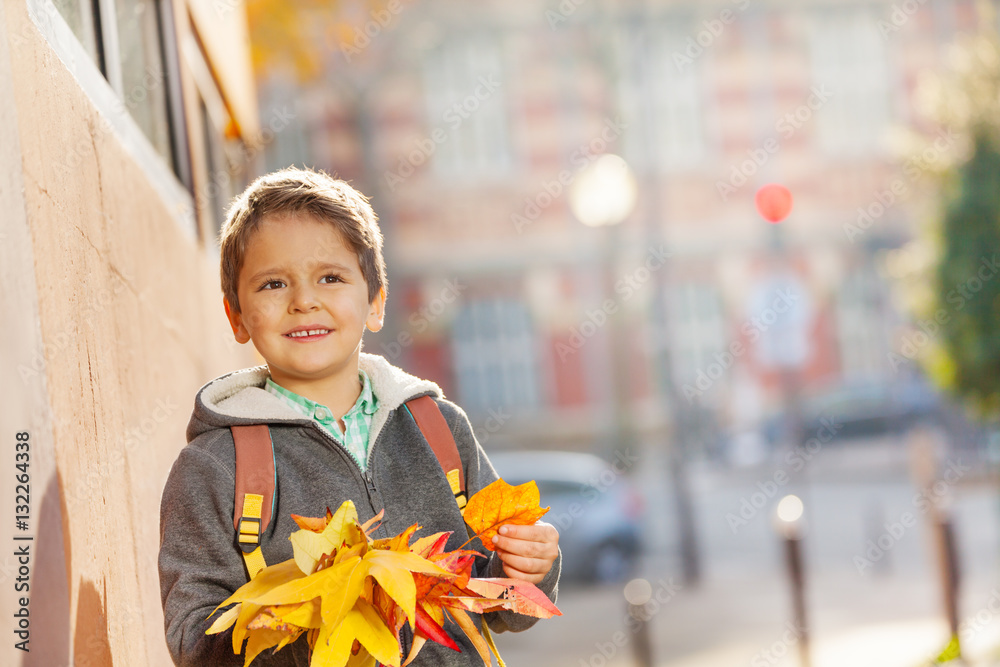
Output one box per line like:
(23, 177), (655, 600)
(447, 469), (467, 512)
(238, 494), (263, 553)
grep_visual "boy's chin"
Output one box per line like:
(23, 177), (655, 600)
(268, 360), (359, 382)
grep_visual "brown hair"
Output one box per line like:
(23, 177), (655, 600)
(219, 167), (386, 312)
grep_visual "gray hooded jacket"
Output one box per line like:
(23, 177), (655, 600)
(158, 353), (560, 666)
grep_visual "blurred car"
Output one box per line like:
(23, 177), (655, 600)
(760, 375), (985, 449)
(488, 450), (644, 584)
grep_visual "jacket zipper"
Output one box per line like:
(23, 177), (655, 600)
(308, 414), (390, 532)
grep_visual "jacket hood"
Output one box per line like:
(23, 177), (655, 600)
(186, 353), (443, 444)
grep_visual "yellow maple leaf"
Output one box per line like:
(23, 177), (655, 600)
(290, 501), (361, 575)
(312, 598), (399, 667)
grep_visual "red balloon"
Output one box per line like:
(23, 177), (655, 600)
(755, 184), (793, 223)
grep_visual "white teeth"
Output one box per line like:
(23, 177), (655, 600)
(287, 329), (330, 338)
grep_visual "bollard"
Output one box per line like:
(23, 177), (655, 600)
(623, 578), (654, 667)
(775, 495), (811, 667)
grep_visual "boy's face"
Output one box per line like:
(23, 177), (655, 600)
(224, 213), (385, 390)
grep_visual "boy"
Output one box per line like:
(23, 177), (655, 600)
(158, 167), (560, 666)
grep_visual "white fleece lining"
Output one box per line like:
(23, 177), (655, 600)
(202, 354), (443, 447)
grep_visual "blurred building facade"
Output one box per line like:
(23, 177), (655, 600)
(259, 0), (988, 456)
(0, 0), (261, 664)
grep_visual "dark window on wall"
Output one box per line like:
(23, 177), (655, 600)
(200, 99), (227, 241)
(616, 20), (708, 172)
(52, 0), (102, 65)
(51, 0), (187, 184)
(808, 6), (890, 156)
(451, 299), (540, 415)
(422, 35), (511, 178)
(114, 0), (176, 172)
(199, 97), (249, 242)
(664, 282), (728, 387)
(835, 266), (890, 376)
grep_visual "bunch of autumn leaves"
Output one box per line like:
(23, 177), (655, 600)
(206, 479), (561, 667)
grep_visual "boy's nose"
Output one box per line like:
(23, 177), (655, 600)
(289, 284), (320, 311)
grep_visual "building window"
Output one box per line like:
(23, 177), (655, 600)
(617, 21), (707, 171)
(808, 7), (890, 156)
(422, 36), (510, 177)
(113, 0), (176, 172)
(51, 0), (101, 64)
(451, 299), (539, 415)
(665, 282), (727, 387)
(836, 267), (888, 376)
(184, 35), (250, 242)
(50, 0), (183, 179)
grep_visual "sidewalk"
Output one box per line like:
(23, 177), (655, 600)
(495, 570), (1000, 667)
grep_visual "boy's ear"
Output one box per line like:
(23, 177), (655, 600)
(366, 287), (386, 333)
(223, 297), (251, 344)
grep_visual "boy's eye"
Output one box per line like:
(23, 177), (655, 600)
(320, 274), (344, 284)
(260, 279), (285, 290)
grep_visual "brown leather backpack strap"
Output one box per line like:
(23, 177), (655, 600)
(232, 424), (276, 531)
(231, 425), (275, 579)
(406, 396), (466, 509)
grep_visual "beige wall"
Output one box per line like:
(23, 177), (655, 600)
(1, 0), (256, 664)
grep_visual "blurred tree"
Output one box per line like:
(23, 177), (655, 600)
(246, 0), (392, 81)
(888, 2), (1000, 418)
(933, 131), (1000, 416)
(923, 11), (1000, 417)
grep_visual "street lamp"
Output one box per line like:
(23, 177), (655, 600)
(569, 154), (638, 228)
(568, 150), (637, 486)
(775, 494), (810, 667)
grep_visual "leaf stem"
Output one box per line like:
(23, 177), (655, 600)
(457, 531), (482, 551)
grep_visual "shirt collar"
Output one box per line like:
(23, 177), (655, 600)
(265, 369), (378, 421)
(357, 369), (378, 416)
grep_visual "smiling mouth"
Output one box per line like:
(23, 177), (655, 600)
(285, 329), (332, 338)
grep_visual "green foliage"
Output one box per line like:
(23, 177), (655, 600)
(934, 131), (1000, 416)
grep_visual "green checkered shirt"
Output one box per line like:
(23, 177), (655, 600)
(265, 371), (378, 471)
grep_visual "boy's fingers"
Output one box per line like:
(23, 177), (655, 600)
(491, 533), (549, 558)
(498, 557), (544, 583)
(493, 521), (558, 543)
(496, 550), (548, 574)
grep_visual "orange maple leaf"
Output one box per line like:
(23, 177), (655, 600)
(462, 479), (550, 551)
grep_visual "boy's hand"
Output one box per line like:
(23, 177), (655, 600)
(490, 521), (559, 584)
